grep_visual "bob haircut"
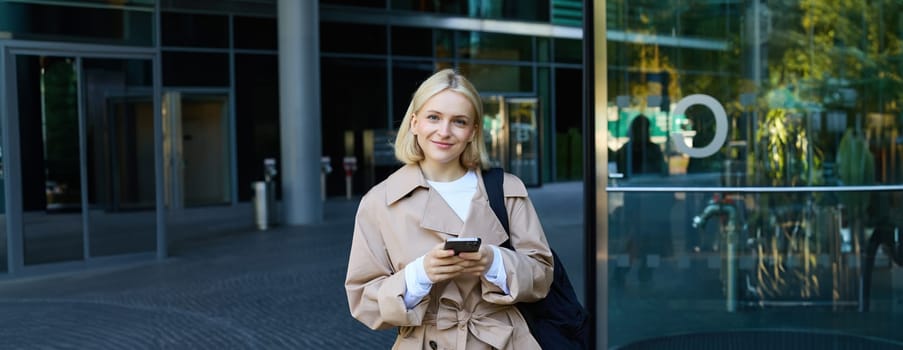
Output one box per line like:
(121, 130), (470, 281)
(394, 68), (489, 170)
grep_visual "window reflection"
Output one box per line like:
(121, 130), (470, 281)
(606, 0), (903, 347)
(390, 0), (550, 22)
(0, 2), (153, 46)
(606, 1), (903, 189)
(456, 31), (533, 62)
(609, 190), (903, 347)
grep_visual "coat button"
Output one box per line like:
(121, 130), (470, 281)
(428, 340), (438, 349)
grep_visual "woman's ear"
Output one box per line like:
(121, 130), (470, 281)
(410, 115), (418, 135)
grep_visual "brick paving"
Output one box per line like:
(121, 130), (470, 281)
(0, 182), (586, 349)
(0, 200), (396, 349)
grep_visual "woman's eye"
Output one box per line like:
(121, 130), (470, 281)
(426, 114), (439, 120)
(454, 119), (469, 126)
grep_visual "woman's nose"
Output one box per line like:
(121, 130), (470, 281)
(436, 120), (451, 135)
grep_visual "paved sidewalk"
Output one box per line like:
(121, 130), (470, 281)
(0, 182), (587, 349)
(0, 198), (396, 349)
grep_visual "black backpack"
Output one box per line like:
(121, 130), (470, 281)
(482, 168), (591, 350)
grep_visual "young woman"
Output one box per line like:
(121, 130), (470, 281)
(345, 69), (553, 349)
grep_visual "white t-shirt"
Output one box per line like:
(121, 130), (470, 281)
(427, 170), (478, 221)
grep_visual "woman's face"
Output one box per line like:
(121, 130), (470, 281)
(411, 89), (476, 170)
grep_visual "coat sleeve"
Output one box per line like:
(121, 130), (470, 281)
(345, 192), (430, 330)
(481, 175), (554, 304)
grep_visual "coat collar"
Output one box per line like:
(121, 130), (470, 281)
(385, 163), (430, 205)
(384, 164), (509, 246)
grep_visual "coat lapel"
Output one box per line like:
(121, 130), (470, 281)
(385, 164), (507, 244)
(419, 188), (465, 236)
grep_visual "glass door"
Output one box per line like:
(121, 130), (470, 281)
(482, 96), (507, 169)
(10, 53), (157, 267)
(16, 55), (84, 265)
(163, 91), (231, 208)
(0, 113), (5, 273)
(82, 58), (156, 258)
(506, 98), (540, 186)
(481, 96), (541, 186)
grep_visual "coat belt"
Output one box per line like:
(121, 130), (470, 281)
(431, 303), (513, 349)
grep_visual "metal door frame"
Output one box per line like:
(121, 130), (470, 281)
(0, 39), (162, 277)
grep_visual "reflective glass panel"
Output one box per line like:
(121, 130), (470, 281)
(17, 55), (83, 265)
(554, 38), (581, 64)
(163, 92), (231, 209)
(391, 26), (433, 57)
(162, 51), (229, 87)
(234, 54), (278, 202)
(606, 1), (903, 189)
(234, 16), (277, 50)
(321, 58), (387, 195)
(456, 32), (533, 62)
(555, 67), (583, 181)
(608, 190), (903, 348)
(320, 22), (386, 55)
(83, 58), (155, 257)
(606, 1), (903, 348)
(391, 60), (435, 127)
(0, 3), (153, 46)
(390, 0), (549, 22)
(161, 12), (228, 48)
(458, 63), (532, 93)
(481, 96), (542, 187)
(322, 0), (384, 9)
(507, 98), (540, 186)
(0, 91), (5, 273)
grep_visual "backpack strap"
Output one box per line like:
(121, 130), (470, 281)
(482, 167), (512, 249)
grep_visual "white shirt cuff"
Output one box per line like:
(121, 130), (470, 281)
(403, 255), (433, 309)
(484, 246), (510, 295)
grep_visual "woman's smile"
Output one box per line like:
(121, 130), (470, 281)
(431, 140), (454, 149)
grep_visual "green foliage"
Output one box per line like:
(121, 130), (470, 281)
(751, 107), (822, 187)
(836, 129), (875, 215)
(41, 59), (80, 200)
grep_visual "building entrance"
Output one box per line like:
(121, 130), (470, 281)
(2, 47), (158, 274)
(163, 92), (231, 209)
(483, 96), (541, 186)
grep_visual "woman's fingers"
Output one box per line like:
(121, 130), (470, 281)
(424, 243), (464, 282)
(424, 243), (496, 281)
(457, 245), (492, 275)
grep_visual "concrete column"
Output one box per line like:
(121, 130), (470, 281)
(278, 0), (322, 224)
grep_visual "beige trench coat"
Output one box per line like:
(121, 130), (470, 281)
(345, 164), (554, 350)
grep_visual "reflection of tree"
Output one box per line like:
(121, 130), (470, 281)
(750, 106), (821, 187)
(742, 0), (902, 305)
(607, 0), (901, 307)
(773, 1), (903, 112)
(42, 58), (80, 205)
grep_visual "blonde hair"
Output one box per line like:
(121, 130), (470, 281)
(394, 68), (489, 170)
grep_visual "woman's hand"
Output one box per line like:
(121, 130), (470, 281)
(457, 244), (493, 276)
(423, 243), (465, 283)
(423, 243), (495, 282)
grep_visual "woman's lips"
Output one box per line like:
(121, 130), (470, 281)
(431, 140), (453, 149)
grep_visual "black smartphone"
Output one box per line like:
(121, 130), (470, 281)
(444, 237), (481, 255)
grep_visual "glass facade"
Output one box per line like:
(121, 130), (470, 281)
(9, 54), (157, 267)
(604, 0), (903, 348)
(18, 55), (84, 265)
(82, 58), (156, 258)
(319, 7), (584, 188)
(0, 1), (154, 46)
